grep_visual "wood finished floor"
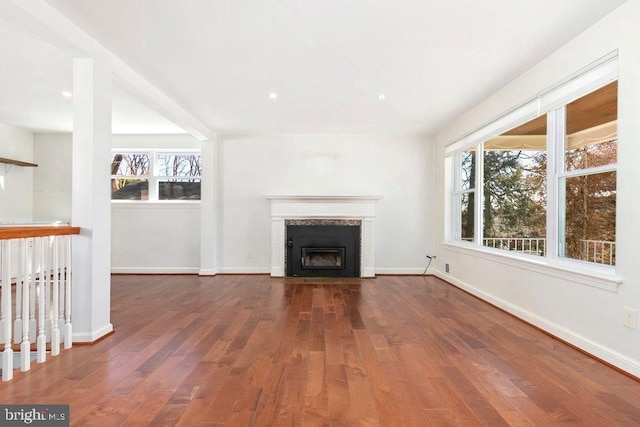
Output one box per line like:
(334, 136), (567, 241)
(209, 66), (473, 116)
(1, 274), (639, 426)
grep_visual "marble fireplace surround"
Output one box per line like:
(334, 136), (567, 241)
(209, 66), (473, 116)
(264, 196), (382, 278)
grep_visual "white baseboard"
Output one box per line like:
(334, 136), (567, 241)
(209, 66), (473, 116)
(375, 268), (434, 275)
(434, 269), (640, 379)
(111, 267), (200, 274)
(112, 266), (435, 276)
(73, 323), (113, 343)
(217, 267), (271, 274)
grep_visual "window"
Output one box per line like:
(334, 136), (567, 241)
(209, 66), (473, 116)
(110, 153), (150, 200)
(559, 82), (617, 265)
(482, 115), (547, 256)
(454, 149), (476, 242)
(447, 57), (617, 269)
(156, 153), (202, 200)
(111, 150), (201, 201)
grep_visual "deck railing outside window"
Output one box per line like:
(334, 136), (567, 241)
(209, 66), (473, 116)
(462, 237), (615, 266)
(483, 238), (547, 257)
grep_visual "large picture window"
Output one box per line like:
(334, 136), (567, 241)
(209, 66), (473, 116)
(111, 150), (201, 201)
(448, 59), (617, 269)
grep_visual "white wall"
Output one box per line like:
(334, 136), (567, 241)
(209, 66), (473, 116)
(218, 134), (433, 274)
(434, 0), (640, 376)
(0, 123), (34, 223)
(33, 133), (72, 222)
(111, 203), (201, 273)
(110, 134), (202, 273)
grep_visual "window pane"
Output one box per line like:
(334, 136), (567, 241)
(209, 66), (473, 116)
(459, 150), (475, 190)
(157, 154), (202, 177)
(460, 192), (474, 241)
(562, 171), (616, 265)
(111, 179), (149, 200)
(159, 179), (201, 200)
(482, 115), (547, 256)
(565, 82), (617, 172)
(110, 153), (150, 176)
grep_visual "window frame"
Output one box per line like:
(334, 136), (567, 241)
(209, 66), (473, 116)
(444, 53), (621, 290)
(111, 149), (202, 203)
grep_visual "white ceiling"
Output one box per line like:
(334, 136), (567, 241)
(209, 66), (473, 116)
(0, 0), (629, 137)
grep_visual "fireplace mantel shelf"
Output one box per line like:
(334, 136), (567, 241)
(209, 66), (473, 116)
(265, 195), (382, 278)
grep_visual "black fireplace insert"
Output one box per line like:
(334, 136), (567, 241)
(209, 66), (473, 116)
(286, 224), (360, 277)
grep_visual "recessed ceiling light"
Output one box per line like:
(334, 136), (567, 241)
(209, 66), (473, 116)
(62, 91), (73, 98)
(378, 94), (386, 100)
(269, 93), (278, 100)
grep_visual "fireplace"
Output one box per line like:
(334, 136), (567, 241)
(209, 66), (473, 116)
(264, 195), (382, 278)
(286, 220), (361, 277)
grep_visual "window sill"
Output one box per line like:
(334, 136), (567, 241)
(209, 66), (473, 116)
(442, 241), (622, 293)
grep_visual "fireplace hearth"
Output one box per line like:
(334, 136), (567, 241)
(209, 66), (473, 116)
(286, 220), (361, 277)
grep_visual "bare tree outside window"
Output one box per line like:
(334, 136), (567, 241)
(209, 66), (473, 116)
(157, 154), (202, 179)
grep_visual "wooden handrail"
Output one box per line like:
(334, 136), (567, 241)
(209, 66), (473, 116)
(0, 157), (38, 167)
(0, 226), (80, 240)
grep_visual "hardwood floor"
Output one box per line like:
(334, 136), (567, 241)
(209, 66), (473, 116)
(1, 274), (639, 426)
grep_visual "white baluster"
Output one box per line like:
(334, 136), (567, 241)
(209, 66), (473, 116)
(20, 238), (31, 372)
(1, 240), (14, 381)
(29, 238), (36, 342)
(14, 239), (23, 344)
(51, 237), (60, 357)
(45, 238), (52, 342)
(37, 238), (46, 363)
(58, 238), (65, 339)
(64, 236), (72, 349)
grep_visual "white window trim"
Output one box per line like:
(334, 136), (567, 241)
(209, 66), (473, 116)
(445, 52), (620, 289)
(111, 149), (202, 204)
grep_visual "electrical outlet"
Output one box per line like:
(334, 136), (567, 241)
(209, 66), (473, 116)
(623, 308), (638, 330)
(445, 263), (450, 273)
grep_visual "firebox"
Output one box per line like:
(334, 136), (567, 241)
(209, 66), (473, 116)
(286, 222), (361, 277)
(301, 247), (344, 269)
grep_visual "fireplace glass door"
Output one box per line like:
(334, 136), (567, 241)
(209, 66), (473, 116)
(301, 247), (345, 270)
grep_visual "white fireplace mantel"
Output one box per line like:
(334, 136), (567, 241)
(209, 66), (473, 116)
(264, 195), (382, 278)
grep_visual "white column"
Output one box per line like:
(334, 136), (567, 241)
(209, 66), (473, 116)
(199, 136), (218, 275)
(71, 58), (114, 342)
